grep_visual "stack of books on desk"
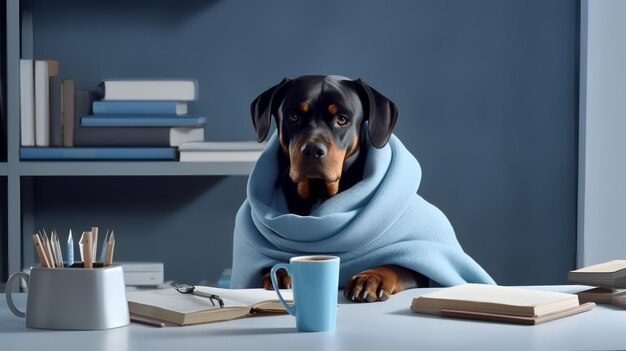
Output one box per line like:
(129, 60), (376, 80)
(411, 284), (594, 325)
(19, 65), (204, 160)
(568, 260), (626, 309)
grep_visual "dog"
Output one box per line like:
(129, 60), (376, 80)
(250, 75), (428, 302)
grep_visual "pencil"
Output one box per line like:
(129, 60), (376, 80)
(42, 230), (56, 268)
(53, 230), (64, 267)
(91, 227), (99, 263)
(99, 229), (110, 262)
(105, 231), (115, 267)
(81, 231), (93, 268)
(32, 234), (51, 268)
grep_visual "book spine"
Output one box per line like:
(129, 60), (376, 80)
(101, 79), (198, 101)
(80, 116), (206, 127)
(92, 101), (187, 115)
(62, 80), (75, 147)
(34, 60), (50, 147)
(20, 59), (35, 146)
(49, 75), (63, 147)
(20, 147), (177, 160)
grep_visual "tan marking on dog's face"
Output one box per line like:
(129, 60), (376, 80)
(325, 180), (340, 196)
(288, 138), (306, 183)
(322, 142), (346, 190)
(297, 178), (310, 199)
(328, 104), (338, 115)
(345, 134), (359, 158)
(298, 102), (310, 113)
(279, 133), (289, 155)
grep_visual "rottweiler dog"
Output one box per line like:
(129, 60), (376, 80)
(250, 75), (428, 302)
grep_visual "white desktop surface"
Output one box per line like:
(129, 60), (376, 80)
(2, 285), (625, 351)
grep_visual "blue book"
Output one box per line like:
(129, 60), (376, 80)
(92, 101), (188, 115)
(20, 147), (177, 160)
(81, 115), (206, 127)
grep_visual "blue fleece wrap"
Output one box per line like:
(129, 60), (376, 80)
(230, 132), (495, 288)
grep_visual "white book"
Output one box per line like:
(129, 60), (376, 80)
(34, 60), (50, 146)
(178, 141), (266, 152)
(20, 59), (35, 146)
(179, 150), (262, 162)
(169, 127), (204, 147)
(101, 80), (198, 101)
(35, 60), (59, 147)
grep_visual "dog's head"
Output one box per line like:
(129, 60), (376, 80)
(251, 75), (397, 199)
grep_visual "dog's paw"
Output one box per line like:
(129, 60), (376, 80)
(343, 267), (400, 303)
(262, 268), (292, 290)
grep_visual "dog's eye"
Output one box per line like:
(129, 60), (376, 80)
(336, 115), (349, 126)
(289, 114), (299, 122)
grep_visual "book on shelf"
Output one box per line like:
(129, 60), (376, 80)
(20, 59), (35, 146)
(34, 60), (59, 147)
(178, 141), (266, 151)
(92, 100), (188, 115)
(126, 287), (293, 326)
(80, 115), (206, 127)
(62, 80), (75, 147)
(20, 147), (177, 160)
(99, 79), (197, 101)
(179, 150), (262, 162)
(73, 90), (204, 147)
(410, 284), (594, 325)
(568, 260), (626, 288)
(49, 75), (62, 147)
(178, 141), (265, 162)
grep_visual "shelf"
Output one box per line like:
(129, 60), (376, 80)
(17, 161), (255, 176)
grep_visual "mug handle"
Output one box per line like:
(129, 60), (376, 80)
(6, 272), (30, 318)
(270, 263), (296, 316)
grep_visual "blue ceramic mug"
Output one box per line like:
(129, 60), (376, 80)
(270, 255), (340, 332)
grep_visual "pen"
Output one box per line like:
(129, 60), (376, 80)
(67, 230), (74, 267)
(32, 234), (51, 268)
(130, 314), (165, 328)
(81, 231), (93, 268)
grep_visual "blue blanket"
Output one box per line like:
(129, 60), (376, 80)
(230, 132), (495, 288)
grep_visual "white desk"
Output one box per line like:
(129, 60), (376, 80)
(2, 286), (625, 351)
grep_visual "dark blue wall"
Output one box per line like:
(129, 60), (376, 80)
(29, 0), (579, 285)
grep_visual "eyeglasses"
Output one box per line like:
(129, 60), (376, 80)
(171, 282), (224, 308)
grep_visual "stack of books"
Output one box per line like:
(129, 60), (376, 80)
(19, 58), (204, 160)
(568, 260), (626, 309)
(411, 284), (594, 325)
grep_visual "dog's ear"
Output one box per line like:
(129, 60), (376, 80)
(250, 78), (290, 143)
(353, 79), (398, 148)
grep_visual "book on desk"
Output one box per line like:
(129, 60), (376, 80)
(411, 284), (595, 325)
(126, 287), (293, 326)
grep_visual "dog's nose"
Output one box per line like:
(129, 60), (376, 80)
(301, 141), (327, 159)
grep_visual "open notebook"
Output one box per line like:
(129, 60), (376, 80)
(126, 287), (293, 326)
